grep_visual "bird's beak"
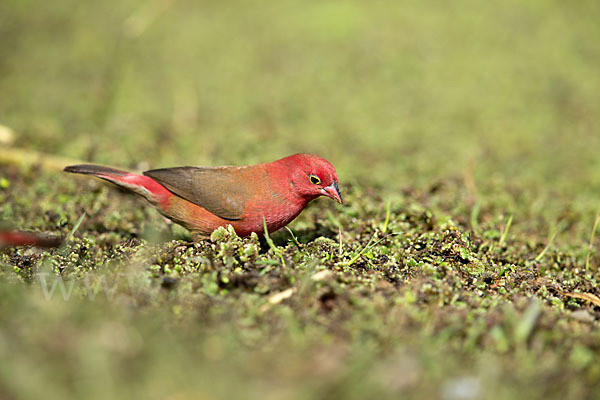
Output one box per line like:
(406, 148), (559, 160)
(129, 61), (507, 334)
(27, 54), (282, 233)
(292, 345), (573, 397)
(321, 181), (343, 204)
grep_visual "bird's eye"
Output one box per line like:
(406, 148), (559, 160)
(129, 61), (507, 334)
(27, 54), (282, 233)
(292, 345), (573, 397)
(309, 175), (321, 185)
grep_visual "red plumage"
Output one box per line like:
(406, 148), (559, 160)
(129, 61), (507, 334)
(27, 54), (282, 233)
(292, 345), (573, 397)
(64, 154), (342, 239)
(0, 231), (61, 248)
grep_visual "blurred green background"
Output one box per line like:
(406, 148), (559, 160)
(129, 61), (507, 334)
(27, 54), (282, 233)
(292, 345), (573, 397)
(2, 0), (599, 189)
(2, 0), (600, 399)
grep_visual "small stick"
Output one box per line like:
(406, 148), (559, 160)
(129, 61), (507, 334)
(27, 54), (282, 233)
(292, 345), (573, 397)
(535, 229), (557, 262)
(263, 217), (285, 267)
(499, 215), (513, 246)
(382, 199), (392, 234)
(0, 147), (82, 172)
(338, 225), (343, 258)
(585, 213), (600, 270)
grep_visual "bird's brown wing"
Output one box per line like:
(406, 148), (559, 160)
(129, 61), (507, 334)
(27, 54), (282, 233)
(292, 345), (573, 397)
(144, 166), (249, 220)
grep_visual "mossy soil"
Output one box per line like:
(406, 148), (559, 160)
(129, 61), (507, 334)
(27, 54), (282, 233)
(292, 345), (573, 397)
(1, 166), (599, 399)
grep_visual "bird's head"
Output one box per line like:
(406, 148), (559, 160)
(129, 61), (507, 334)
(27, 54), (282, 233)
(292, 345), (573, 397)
(281, 153), (342, 204)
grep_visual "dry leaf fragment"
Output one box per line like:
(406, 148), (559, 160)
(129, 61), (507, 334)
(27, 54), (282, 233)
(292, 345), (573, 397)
(561, 291), (600, 307)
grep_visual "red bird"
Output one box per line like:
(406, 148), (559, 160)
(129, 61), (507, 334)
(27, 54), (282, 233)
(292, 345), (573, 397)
(64, 153), (342, 239)
(0, 231), (61, 248)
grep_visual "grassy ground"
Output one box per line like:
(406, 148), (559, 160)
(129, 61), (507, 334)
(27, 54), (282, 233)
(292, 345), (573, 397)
(1, 0), (600, 398)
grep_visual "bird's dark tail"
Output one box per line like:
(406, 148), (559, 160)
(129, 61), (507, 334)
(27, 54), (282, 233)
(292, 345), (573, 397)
(63, 164), (128, 177)
(64, 164), (172, 206)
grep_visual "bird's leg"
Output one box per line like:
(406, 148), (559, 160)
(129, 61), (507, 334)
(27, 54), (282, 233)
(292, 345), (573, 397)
(258, 234), (270, 254)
